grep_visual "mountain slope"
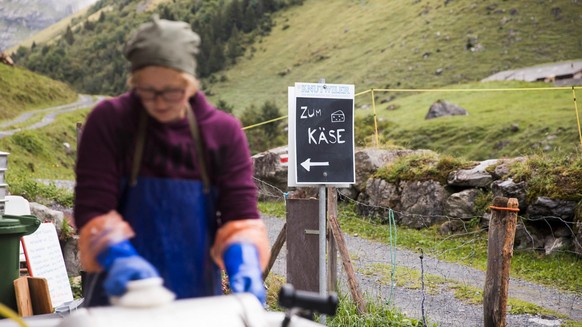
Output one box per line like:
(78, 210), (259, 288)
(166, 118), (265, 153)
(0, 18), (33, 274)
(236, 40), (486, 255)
(206, 0), (582, 109)
(8, 0), (582, 159)
(0, 0), (99, 52)
(0, 64), (77, 121)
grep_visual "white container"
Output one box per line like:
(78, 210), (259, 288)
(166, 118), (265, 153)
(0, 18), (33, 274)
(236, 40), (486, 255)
(0, 151), (8, 169)
(57, 293), (323, 327)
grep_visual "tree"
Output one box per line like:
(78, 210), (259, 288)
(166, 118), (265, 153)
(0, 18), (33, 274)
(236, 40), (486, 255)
(64, 26), (75, 45)
(226, 26), (244, 64)
(260, 101), (281, 139)
(225, 0), (243, 35)
(216, 99), (235, 114)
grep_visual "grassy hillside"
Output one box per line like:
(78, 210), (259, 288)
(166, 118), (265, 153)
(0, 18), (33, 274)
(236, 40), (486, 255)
(0, 64), (77, 121)
(356, 81), (581, 160)
(206, 0), (581, 109)
(203, 0), (582, 159)
(8, 0), (582, 160)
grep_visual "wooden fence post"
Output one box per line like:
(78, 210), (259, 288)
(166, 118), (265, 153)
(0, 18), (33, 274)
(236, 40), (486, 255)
(263, 223), (286, 280)
(483, 197), (519, 327)
(328, 211), (366, 314)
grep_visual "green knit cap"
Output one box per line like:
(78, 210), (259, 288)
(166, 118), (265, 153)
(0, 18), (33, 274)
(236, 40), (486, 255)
(124, 15), (200, 75)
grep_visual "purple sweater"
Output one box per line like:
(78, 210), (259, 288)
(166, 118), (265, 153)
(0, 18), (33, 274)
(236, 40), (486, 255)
(74, 91), (259, 229)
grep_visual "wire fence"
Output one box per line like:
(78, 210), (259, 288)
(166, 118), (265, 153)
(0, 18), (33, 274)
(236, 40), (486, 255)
(243, 85), (582, 151)
(253, 177), (582, 326)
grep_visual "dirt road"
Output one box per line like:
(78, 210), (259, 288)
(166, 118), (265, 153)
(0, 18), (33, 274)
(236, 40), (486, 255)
(0, 95), (101, 139)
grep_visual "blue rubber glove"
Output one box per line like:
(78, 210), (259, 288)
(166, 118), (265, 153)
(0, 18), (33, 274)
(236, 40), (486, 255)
(96, 240), (159, 297)
(224, 243), (266, 305)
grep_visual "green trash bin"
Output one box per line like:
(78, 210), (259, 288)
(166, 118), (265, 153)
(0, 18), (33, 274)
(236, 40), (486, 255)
(0, 214), (41, 312)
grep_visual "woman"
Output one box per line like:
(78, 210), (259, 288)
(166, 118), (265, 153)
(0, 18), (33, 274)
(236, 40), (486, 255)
(74, 16), (269, 306)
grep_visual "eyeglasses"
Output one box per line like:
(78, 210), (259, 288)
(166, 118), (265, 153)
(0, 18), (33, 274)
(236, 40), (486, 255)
(134, 87), (185, 102)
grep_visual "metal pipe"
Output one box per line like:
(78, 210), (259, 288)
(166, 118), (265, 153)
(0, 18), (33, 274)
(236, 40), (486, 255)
(318, 186), (326, 324)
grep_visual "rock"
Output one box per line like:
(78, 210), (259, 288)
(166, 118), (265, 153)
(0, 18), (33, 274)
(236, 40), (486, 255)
(447, 159), (498, 188)
(399, 180), (449, 229)
(439, 219), (469, 235)
(513, 223), (545, 250)
(62, 235), (81, 276)
(353, 148), (428, 195)
(527, 197), (577, 223)
(544, 235), (571, 256)
(252, 146), (289, 198)
(574, 220), (582, 257)
(355, 178), (400, 222)
(444, 189), (481, 219)
(425, 100), (469, 120)
(30, 202), (65, 234)
(492, 157), (526, 179)
(491, 178), (527, 210)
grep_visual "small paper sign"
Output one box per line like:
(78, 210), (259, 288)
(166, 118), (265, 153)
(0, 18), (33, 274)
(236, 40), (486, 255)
(22, 223), (73, 308)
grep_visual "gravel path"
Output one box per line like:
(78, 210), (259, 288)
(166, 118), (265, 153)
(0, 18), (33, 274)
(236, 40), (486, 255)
(0, 95), (101, 139)
(262, 215), (581, 326)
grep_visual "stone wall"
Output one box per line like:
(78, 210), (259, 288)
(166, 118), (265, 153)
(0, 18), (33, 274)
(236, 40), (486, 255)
(252, 147), (581, 257)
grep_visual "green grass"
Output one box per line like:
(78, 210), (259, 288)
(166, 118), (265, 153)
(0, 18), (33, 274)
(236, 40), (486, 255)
(365, 81), (581, 160)
(373, 150), (475, 184)
(359, 262), (581, 324)
(201, 0), (582, 160)
(360, 264), (446, 295)
(258, 201), (288, 218)
(508, 153), (582, 201)
(339, 202), (582, 293)
(328, 294), (428, 327)
(259, 200), (582, 294)
(265, 273), (426, 326)
(208, 0), (582, 110)
(0, 108), (88, 206)
(0, 64), (77, 121)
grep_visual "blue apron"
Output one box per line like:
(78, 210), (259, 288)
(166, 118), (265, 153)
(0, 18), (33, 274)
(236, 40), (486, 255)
(83, 104), (221, 306)
(120, 177), (221, 299)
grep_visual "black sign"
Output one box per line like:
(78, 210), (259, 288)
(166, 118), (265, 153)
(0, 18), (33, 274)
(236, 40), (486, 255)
(295, 97), (355, 184)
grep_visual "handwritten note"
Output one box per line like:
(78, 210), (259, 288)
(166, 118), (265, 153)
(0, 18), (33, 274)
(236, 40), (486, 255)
(22, 223), (73, 308)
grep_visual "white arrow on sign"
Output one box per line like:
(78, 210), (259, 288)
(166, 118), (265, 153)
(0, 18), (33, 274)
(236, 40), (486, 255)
(301, 158), (329, 172)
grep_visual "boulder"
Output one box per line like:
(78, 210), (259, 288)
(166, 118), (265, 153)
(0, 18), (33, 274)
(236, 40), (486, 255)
(447, 159), (498, 188)
(62, 236), (81, 276)
(399, 180), (449, 228)
(252, 146), (289, 198)
(491, 157), (526, 179)
(527, 197), (577, 223)
(444, 189), (481, 219)
(513, 223), (545, 250)
(356, 178), (400, 222)
(30, 202), (65, 234)
(491, 178), (527, 211)
(353, 148), (429, 195)
(439, 219), (470, 235)
(425, 100), (468, 120)
(544, 235), (571, 256)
